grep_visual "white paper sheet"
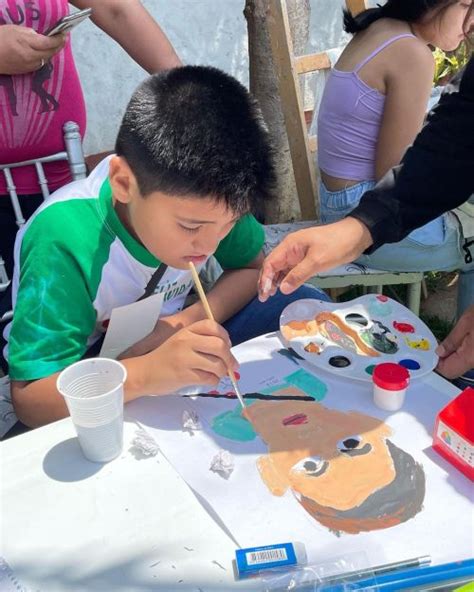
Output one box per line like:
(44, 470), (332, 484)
(99, 293), (164, 359)
(128, 333), (474, 569)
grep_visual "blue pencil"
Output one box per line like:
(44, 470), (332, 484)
(325, 558), (474, 592)
(410, 576), (474, 591)
(371, 566), (474, 592)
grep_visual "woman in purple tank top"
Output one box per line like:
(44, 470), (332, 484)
(316, 0), (473, 315)
(318, 0), (472, 201)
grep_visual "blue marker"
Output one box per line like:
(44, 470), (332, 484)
(235, 542), (307, 578)
(325, 558), (474, 592)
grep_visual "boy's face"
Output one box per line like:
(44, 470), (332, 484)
(109, 157), (240, 269)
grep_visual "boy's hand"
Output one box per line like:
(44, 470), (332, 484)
(0, 25), (66, 75)
(119, 310), (195, 359)
(150, 315), (185, 348)
(142, 319), (239, 394)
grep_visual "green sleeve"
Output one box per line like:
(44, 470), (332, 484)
(8, 223), (97, 381)
(214, 214), (264, 269)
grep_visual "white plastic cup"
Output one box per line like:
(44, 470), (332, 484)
(57, 358), (127, 463)
(372, 363), (410, 412)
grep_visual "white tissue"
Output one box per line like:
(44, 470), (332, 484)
(132, 428), (160, 457)
(210, 449), (235, 478)
(182, 409), (202, 431)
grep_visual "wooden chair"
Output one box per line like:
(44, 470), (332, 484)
(265, 0), (423, 314)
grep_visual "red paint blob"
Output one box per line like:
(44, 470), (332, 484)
(376, 295), (389, 302)
(282, 413), (308, 426)
(393, 321), (415, 333)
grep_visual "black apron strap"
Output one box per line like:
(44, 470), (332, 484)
(84, 264), (168, 358)
(137, 264), (168, 301)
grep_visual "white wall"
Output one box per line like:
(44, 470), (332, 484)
(72, 0), (353, 155)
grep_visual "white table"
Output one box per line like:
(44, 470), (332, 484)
(0, 416), (260, 592)
(0, 334), (464, 592)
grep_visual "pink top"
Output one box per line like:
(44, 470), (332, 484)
(0, 0), (87, 195)
(317, 34), (415, 181)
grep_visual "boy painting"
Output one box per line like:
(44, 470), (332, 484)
(4, 66), (328, 429)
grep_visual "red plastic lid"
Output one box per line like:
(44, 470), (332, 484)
(373, 363), (410, 391)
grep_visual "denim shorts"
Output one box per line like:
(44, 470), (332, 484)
(319, 179), (447, 247)
(318, 180), (474, 315)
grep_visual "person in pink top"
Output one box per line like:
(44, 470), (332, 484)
(0, 0), (181, 277)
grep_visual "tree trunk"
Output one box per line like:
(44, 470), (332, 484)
(245, 0), (310, 223)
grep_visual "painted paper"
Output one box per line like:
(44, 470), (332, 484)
(128, 334), (474, 568)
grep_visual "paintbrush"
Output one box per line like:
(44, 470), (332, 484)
(188, 262), (245, 408)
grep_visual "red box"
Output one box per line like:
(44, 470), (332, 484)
(432, 387), (474, 481)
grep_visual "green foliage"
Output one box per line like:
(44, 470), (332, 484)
(419, 313), (454, 342)
(433, 42), (472, 85)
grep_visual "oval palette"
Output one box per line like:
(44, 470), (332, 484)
(279, 295), (438, 382)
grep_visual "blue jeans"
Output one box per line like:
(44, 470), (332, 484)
(320, 180), (474, 317)
(452, 369), (474, 391)
(223, 285), (330, 346)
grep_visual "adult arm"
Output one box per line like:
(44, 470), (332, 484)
(71, 0), (181, 72)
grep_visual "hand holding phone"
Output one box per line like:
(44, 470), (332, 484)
(45, 8), (92, 37)
(0, 24), (65, 74)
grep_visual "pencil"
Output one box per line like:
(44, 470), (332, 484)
(188, 262), (245, 408)
(320, 555), (431, 586)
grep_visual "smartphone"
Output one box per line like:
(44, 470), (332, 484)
(45, 8), (92, 37)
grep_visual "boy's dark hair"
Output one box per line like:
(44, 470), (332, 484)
(115, 65), (276, 216)
(343, 0), (460, 35)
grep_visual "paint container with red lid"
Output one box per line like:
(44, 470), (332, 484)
(372, 363), (410, 411)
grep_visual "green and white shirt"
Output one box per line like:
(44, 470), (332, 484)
(5, 157), (264, 381)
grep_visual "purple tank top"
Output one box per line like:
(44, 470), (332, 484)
(317, 34), (416, 181)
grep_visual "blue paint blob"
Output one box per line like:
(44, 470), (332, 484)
(212, 403), (258, 441)
(399, 359), (421, 371)
(284, 369), (327, 401)
(368, 297), (392, 317)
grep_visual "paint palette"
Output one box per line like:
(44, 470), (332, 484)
(279, 295), (438, 382)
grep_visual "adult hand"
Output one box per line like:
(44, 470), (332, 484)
(436, 305), (474, 379)
(141, 319), (238, 394)
(0, 25), (66, 75)
(258, 217), (373, 302)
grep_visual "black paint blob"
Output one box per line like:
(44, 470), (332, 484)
(345, 313), (369, 327)
(329, 355), (351, 368)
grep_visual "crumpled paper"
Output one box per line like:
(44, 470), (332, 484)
(210, 449), (234, 479)
(131, 428), (160, 457)
(182, 409), (202, 432)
